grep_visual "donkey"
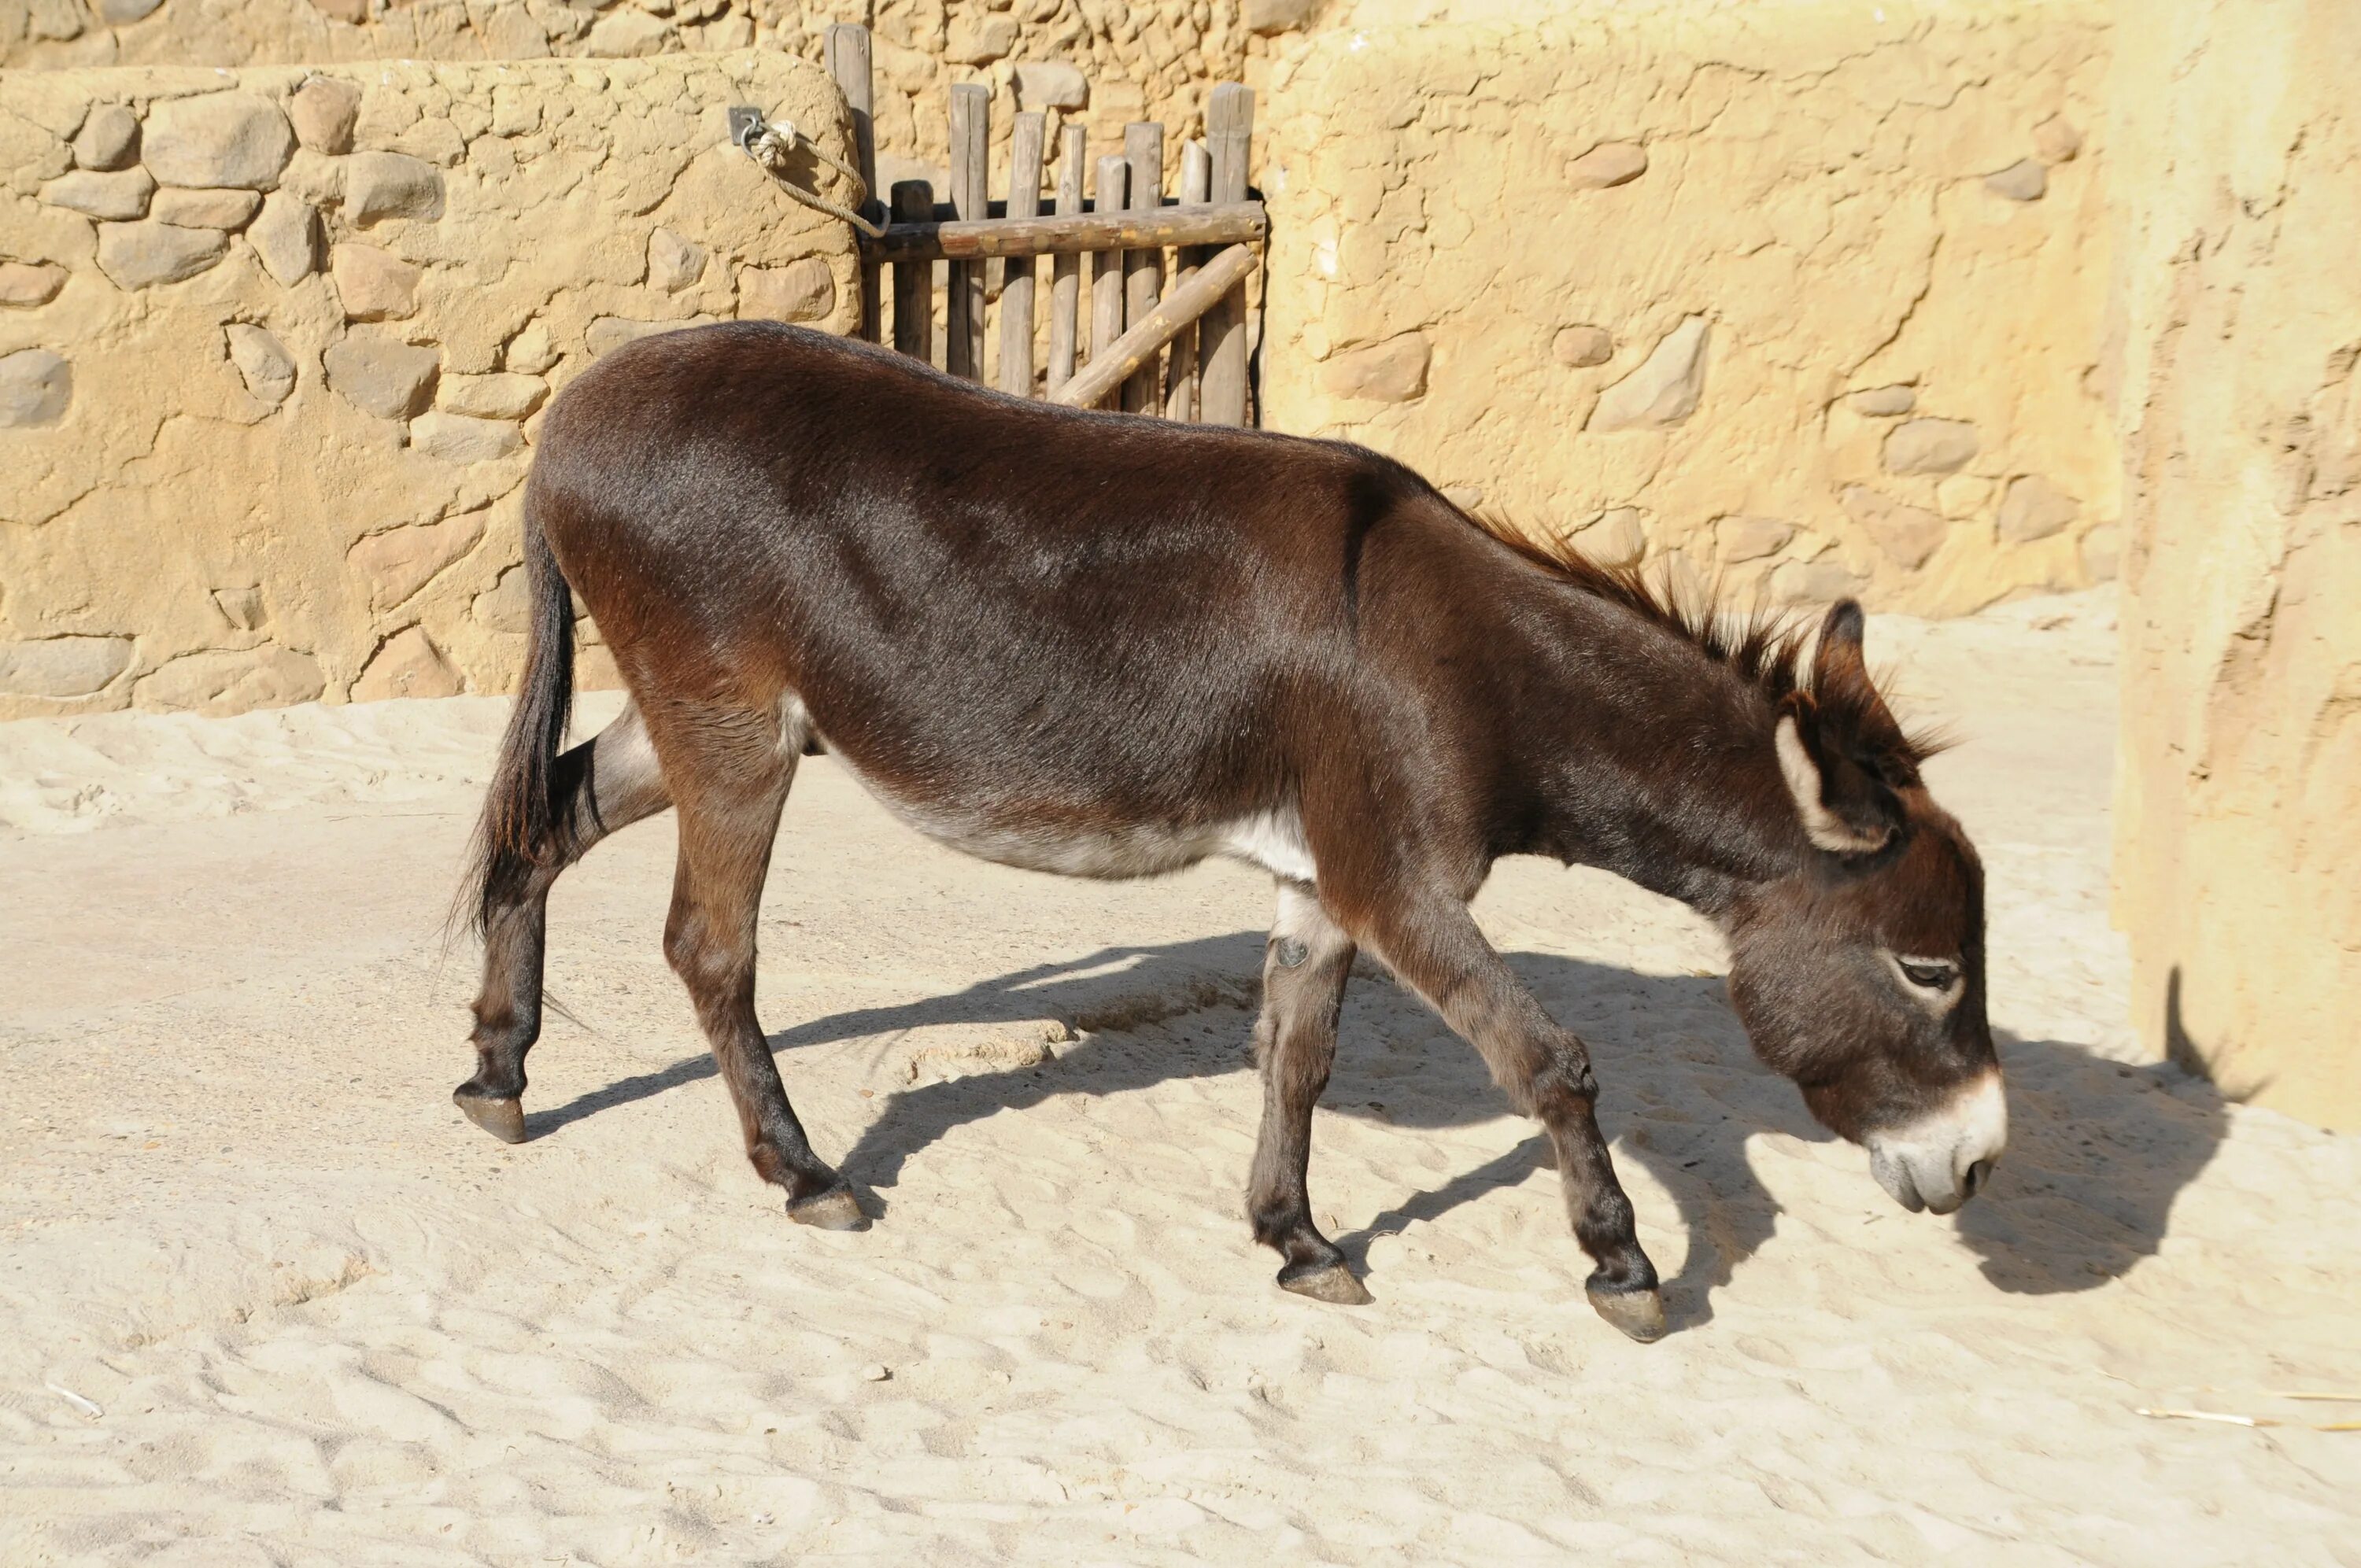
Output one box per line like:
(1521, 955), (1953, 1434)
(456, 322), (2005, 1342)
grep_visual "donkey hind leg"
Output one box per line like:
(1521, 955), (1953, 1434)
(1354, 894), (1666, 1342)
(458, 702), (674, 1143)
(656, 701), (864, 1230)
(1247, 881), (1371, 1304)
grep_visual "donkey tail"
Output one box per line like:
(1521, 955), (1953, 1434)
(465, 480), (578, 936)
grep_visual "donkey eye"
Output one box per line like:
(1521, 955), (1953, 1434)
(1895, 957), (1960, 991)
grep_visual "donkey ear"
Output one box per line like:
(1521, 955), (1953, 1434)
(1775, 703), (1896, 855)
(1810, 600), (1906, 750)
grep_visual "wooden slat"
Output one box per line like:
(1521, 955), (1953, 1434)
(890, 180), (933, 363)
(1046, 124), (1086, 395)
(822, 24), (879, 343)
(1200, 84), (1254, 426)
(1121, 123), (1164, 414)
(1052, 245), (1258, 410)
(1088, 154), (1128, 408)
(998, 113), (1046, 397)
(1165, 139), (1212, 422)
(863, 200), (1265, 262)
(945, 83), (989, 380)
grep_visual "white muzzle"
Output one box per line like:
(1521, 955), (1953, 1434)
(1864, 1071), (2008, 1216)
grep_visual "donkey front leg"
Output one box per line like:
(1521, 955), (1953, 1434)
(1350, 892), (1666, 1341)
(459, 701), (673, 1142)
(653, 702), (864, 1230)
(1247, 880), (1369, 1304)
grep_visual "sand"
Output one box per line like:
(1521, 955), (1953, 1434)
(2, 587), (2357, 1564)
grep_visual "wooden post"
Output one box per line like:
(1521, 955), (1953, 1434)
(999, 113), (1046, 397)
(945, 83), (990, 380)
(1089, 153), (1128, 408)
(1051, 245), (1258, 410)
(1047, 124), (1086, 396)
(1165, 139), (1211, 421)
(1200, 84), (1254, 426)
(891, 181), (933, 363)
(823, 24), (879, 343)
(1121, 123), (1165, 414)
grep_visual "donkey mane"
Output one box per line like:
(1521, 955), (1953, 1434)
(1454, 505), (1942, 779)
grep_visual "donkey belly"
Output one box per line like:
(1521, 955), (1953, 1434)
(814, 719), (1317, 885)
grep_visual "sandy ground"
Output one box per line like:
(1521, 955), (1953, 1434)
(2, 588), (2356, 1565)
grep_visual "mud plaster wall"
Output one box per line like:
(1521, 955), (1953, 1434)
(0, 0), (1292, 172)
(1256, 2), (2118, 617)
(2108, 0), (2361, 1130)
(0, 51), (857, 718)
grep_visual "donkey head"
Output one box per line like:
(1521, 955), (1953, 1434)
(1724, 601), (2004, 1216)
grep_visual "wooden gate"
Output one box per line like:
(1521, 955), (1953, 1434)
(819, 24), (1261, 424)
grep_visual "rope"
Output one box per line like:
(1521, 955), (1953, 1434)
(732, 107), (886, 240)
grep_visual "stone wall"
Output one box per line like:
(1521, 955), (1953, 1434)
(1256, 2), (2118, 617)
(0, 50), (858, 718)
(0, 0), (1291, 172)
(2107, 0), (2361, 1128)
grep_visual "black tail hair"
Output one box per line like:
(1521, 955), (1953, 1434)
(464, 481), (578, 936)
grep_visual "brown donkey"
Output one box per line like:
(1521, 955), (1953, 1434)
(457, 322), (2005, 1342)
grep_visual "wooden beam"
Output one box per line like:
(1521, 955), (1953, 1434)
(822, 24), (879, 342)
(1200, 84), (1255, 426)
(945, 83), (988, 379)
(863, 200), (1265, 263)
(1046, 124), (1087, 396)
(1052, 244), (1257, 411)
(1121, 122), (1164, 413)
(998, 112), (1046, 397)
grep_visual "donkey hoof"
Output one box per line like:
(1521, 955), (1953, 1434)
(789, 1187), (870, 1231)
(1278, 1261), (1373, 1306)
(1587, 1284), (1668, 1343)
(453, 1091), (527, 1145)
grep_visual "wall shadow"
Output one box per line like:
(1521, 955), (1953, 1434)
(528, 932), (2230, 1323)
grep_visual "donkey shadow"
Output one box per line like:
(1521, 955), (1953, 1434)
(531, 932), (2229, 1324)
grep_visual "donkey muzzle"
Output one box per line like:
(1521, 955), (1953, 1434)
(1864, 1071), (2008, 1216)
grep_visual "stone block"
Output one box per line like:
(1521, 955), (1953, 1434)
(1587, 315), (1708, 431)
(647, 227), (705, 293)
(142, 93), (294, 191)
(95, 0), (164, 20)
(1997, 474), (2080, 543)
(42, 167), (155, 220)
(1984, 158), (2048, 201)
(351, 626), (463, 701)
(1321, 334), (1430, 402)
(309, 0), (367, 22)
(1012, 62), (1088, 111)
(152, 187), (261, 229)
(586, 9), (671, 57)
(0, 349), (72, 427)
(587, 316), (708, 356)
(1246, 0), (1321, 35)
(1840, 485), (1948, 568)
(1846, 384), (1916, 417)
(0, 636), (132, 699)
(438, 373), (546, 420)
(737, 259), (836, 323)
(1568, 507), (1647, 564)
(1552, 324), (1613, 367)
(411, 411), (523, 464)
(348, 511), (486, 610)
(1881, 417), (1979, 476)
(947, 13), (1019, 63)
(2032, 114), (2083, 164)
(248, 193), (321, 285)
(505, 320), (558, 374)
(134, 647), (325, 715)
(290, 76), (362, 155)
(72, 105), (139, 171)
(212, 587), (267, 630)
(342, 153), (445, 226)
(225, 323), (297, 404)
(1768, 557), (1868, 603)
(0, 262), (69, 308)
(1567, 142), (1648, 190)
(332, 243), (422, 322)
(323, 334), (438, 419)
(1716, 515), (1796, 563)
(95, 221), (229, 290)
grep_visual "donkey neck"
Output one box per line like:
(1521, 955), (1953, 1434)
(1491, 572), (1803, 917)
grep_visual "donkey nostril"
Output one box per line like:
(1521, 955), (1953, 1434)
(1964, 1158), (1995, 1197)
